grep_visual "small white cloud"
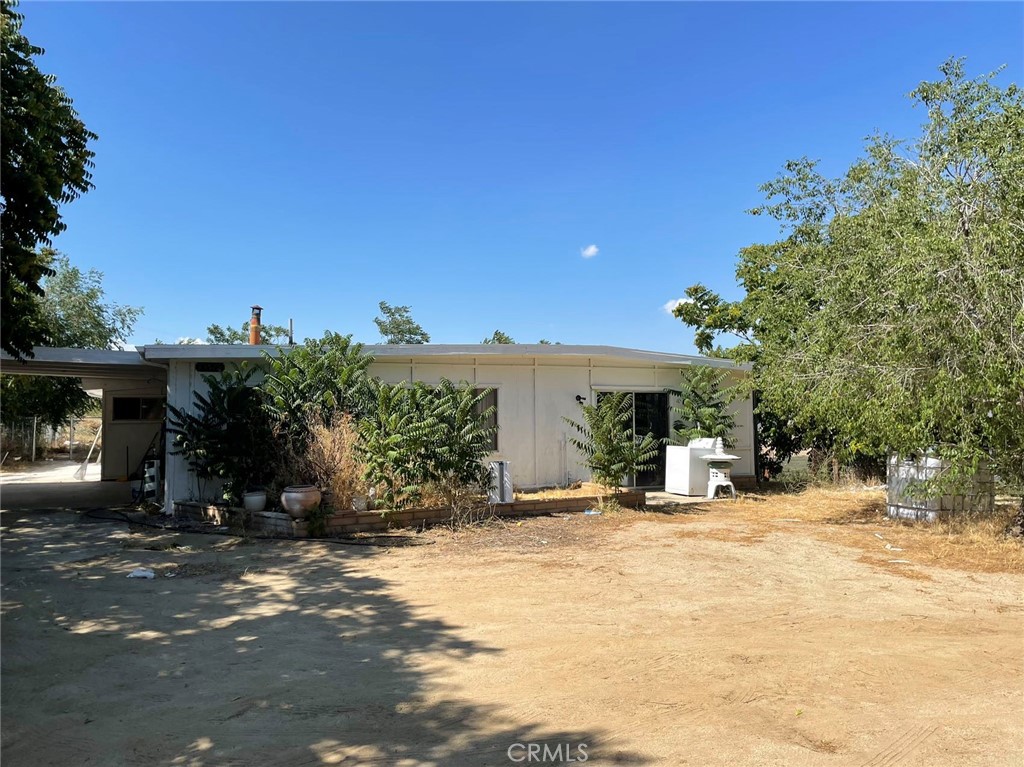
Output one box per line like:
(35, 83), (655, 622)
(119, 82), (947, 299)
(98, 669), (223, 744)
(580, 244), (599, 259)
(176, 336), (207, 345)
(662, 297), (690, 315)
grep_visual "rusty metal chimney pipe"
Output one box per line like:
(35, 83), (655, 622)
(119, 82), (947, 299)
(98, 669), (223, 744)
(249, 305), (263, 345)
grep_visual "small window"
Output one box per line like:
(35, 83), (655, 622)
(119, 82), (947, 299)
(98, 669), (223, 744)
(474, 388), (498, 452)
(112, 397), (165, 422)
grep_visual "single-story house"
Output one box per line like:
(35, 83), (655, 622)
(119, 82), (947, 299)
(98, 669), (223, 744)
(3, 343), (755, 511)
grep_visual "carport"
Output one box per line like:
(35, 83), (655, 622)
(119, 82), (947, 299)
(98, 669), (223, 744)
(0, 348), (168, 510)
(0, 460), (134, 512)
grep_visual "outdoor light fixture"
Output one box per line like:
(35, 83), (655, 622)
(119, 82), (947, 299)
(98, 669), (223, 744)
(575, 395), (586, 404)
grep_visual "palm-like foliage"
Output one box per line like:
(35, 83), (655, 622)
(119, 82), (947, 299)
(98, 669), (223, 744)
(261, 332), (375, 442)
(564, 392), (662, 490)
(358, 379), (497, 512)
(670, 366), (738, 447)
(357, 382), (434, 510)
(167, 364), (276, 503)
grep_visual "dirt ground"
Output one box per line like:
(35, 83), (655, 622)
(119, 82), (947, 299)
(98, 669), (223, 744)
(2, 490), (1022, 766)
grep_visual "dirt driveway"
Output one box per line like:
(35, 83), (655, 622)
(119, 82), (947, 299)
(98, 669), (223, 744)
(1, 495), (1021, 766)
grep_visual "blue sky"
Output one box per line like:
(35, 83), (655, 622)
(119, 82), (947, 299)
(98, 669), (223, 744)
(24, 2), (1023, 352)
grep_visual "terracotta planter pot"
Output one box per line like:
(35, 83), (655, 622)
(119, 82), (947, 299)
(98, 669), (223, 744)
(280, 485), (322, 519)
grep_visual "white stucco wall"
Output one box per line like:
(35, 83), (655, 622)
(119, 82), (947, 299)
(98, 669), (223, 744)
(164, 360), (220, 506)
(161, 354), (754, 510)
(368, 357), (755, 489)
(100, 382), (165, 481)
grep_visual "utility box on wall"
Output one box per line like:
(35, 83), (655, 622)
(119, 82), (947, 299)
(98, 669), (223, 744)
(664, 439), (716, 496)
(488, 460), (514, 504)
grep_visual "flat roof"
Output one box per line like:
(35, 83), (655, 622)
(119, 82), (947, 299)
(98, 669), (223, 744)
(140, 343), (750, 370)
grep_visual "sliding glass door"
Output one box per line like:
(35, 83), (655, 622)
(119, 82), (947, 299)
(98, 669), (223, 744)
(633, 392), (669, 486)
(595, 391), (670, 487)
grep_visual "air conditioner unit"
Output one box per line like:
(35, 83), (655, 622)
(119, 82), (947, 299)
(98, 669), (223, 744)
(488, 460), (514, 504)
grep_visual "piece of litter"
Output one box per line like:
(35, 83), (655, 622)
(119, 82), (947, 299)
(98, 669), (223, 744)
(888, 559), (912, 564)
(884, 544), (903, 551)
(164, 571), (177, 578)
(584, 510), (602, 516)
(873, 533), (885, 540)
(540, 540), (548, 545)
(127, 568), (155, 579)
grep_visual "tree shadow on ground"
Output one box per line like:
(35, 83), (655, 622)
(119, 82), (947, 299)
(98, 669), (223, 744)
(1, 507), (649, 766)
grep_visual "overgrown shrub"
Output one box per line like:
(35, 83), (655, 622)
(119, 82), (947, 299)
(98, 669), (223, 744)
(358, 379), (497, 520)
(167, 364), (276, 504)
(260, 332), (375, 494)
(262, 332), (374, 443)
(564, 392), (661, 492)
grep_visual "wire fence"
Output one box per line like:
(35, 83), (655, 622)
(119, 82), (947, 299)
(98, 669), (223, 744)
(1, 417), (102, 466)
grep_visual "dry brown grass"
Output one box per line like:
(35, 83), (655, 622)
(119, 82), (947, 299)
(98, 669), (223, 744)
(516, 482), (623, 501)
(305, 412), (365, 511)
(690, 487), (1024, 575)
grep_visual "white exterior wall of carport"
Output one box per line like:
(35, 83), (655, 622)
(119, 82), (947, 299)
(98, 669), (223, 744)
(76, 377), (165, 482)
(161, 355), (755, 512)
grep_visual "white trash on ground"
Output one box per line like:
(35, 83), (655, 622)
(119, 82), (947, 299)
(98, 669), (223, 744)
(127, 568), (155, 579)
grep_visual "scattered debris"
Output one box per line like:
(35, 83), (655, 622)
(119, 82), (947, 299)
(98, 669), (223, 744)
(884, 543), (903, 552)
(584, 510), (602, 516)
(888, 559), (913, 564)
(126, 568), (155, 579)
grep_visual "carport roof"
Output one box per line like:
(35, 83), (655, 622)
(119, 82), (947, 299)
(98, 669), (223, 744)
(0, 348), (167, 381)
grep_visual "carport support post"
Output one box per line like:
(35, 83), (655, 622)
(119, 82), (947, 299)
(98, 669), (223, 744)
(31, 416), (37, 462)
(69, 418), (75, 460)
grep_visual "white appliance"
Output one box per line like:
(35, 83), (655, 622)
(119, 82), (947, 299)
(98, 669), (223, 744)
(488, 460), (514, 504)
(664, 439), (716, 496)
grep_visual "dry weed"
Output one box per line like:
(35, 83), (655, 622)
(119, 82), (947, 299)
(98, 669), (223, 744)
(718, 487), (1024, 574)
(305, 412), (365, 511)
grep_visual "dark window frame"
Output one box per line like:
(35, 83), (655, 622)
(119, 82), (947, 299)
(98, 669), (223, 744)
(111, 396), (166, 422)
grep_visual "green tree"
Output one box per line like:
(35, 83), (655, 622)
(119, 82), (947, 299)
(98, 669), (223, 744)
(670, 366), (738, 447)
(482, 330), (515, 344)
(206, 321), (290, 345)
(564, 392), (662, 490)
(676, 59), (1024, 493)
(374, 301), (430, 344)
(1, 250), (142, 428)
(1, 2), (98, 359)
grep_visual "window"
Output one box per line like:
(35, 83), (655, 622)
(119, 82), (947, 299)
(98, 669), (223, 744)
(474, 388), (498, 452)
(112, 397), (165, 422)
